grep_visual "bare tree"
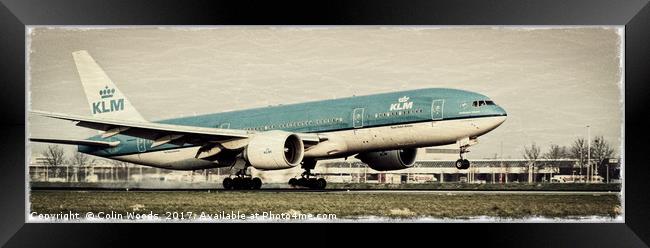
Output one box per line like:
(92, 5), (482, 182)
(570, 138), (588, 170)
(523, 143), (541, 163)
(109, 159), (130, 181)
(544, 144), (569, 160)
(41, 145), (66, 166)
(590, 136), (615, 167)
(544, 144), (569, 167)
(70, 152), (89, 166)
(69, 152), (90, 182)
(42, 145), (66, 178)
(523, 143), (541, 183)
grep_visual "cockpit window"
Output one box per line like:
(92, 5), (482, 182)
(473, 100), (495, 107)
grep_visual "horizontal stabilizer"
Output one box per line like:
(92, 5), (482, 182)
(30, 137), (120, 147)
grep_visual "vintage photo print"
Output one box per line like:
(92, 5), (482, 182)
(27, 26), (623, 222)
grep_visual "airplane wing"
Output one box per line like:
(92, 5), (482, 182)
(29, 137), (120, 148)
(30, 110), (323, 149)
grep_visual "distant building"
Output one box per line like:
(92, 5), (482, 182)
(418, 145), (461, 160)
(29, 153), (621, 185)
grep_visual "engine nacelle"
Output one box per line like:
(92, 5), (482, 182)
(357, 148), (418, 171)
(244, 130), (304, 170)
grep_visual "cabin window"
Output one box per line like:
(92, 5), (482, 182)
(486, 100), (495, 105)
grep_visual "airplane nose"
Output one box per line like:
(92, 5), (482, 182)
(495, 106), (507, 125)
(497, 105), (507, 117)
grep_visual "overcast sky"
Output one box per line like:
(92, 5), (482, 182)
(28, 27), (623, 159)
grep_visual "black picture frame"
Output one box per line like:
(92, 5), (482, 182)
(1, 0), (649, 247)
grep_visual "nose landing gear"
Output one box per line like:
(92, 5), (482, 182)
(288, 159), (327, 189)
(455, 145), (471, 170)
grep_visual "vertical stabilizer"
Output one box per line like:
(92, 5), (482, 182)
(72, 50), (146, 122)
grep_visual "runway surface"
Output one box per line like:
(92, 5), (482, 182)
(30, 189), (622, 220)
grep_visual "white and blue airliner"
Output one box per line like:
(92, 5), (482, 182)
(31, 51), (507, 189)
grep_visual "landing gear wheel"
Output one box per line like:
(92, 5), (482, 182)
(455, 159), (464, 169)
(461, 159), (470, 170)
(298, 178), (308, 187)
(252, 177), (262, 190)
(232, 177), (243, 190)
(223, 163), (266, 190)
(241, 178), (251, 189)
(291, 176), (327, 189)
(293, 160), (327, 189)
(308, 178), (318, 188)
(455, 159), (471, 170)
(316, 178), (327, 189)
(223, 177), (233, 190)
(456, 144), (472, 170)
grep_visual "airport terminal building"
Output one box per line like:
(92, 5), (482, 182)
(29, 147), (621, 187)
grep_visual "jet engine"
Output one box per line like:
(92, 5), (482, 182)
(356, 148), (418, 171)
(244, 130), (304, 170)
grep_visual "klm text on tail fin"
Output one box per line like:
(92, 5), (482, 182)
(73, 50), (146, 122)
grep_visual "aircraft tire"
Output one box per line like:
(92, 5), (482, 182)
(223, 177), (233, 190)
(232, 177), (242, 190)
(462, 159), (470, 169)
(252, 177), (262, 190)
(317, 178), (327, 189)
(298, 178), (308, 187)
(307, 178), (318, 188)
(242, 178), (252, 189)
(455, 159), (464, 169)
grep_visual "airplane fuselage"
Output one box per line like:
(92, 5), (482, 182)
(78, 88), (507, 170)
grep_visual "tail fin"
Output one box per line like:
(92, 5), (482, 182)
(72, 50), (146, 122)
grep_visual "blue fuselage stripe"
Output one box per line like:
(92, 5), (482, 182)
(80, 88), (507, 157)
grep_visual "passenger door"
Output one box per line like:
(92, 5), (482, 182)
(431, 99), (444, 120)
(352, 108), (365, 128)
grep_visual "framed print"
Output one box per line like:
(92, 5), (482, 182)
(1, 0), (649, 247)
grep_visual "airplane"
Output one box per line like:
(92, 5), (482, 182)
(30, 50), (507, 190)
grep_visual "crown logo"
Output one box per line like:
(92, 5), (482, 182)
(398, 96), (410, 103)
(99, 86), (115, 99)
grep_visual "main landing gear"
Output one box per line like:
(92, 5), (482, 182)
(288, 159), (327, 189)
(222, 166), (262, 190)
(455, 145), (471, 170)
